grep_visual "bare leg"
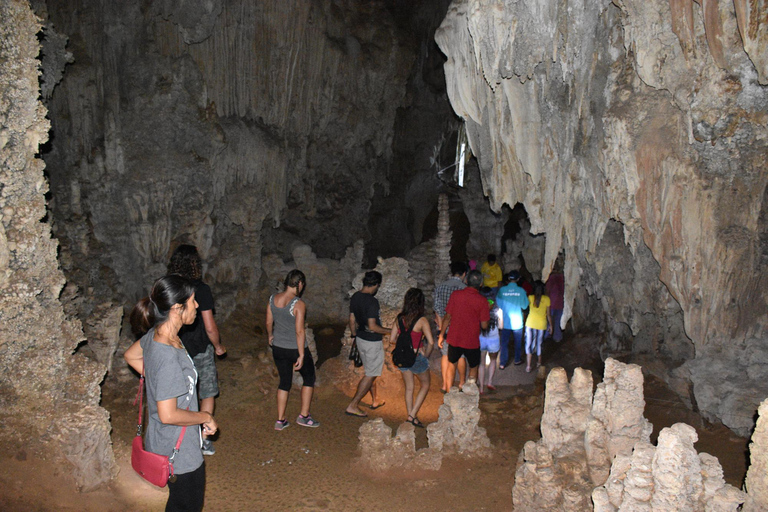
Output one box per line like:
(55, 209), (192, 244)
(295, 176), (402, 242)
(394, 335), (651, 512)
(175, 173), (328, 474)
(411, 371), (431, 419)
(346, 376), (376, 415)
(457, 357), (467, 388)
(446, 361), (457, 392)
(467, 364), (479, 383)
(478, 351), (487, 393)
(299, 386), (313, 417)
(402, 371), (414, 418)
(526, 353), (533, 372)
(369, 381), (383, 408)
(487, 352), (497, 388)
(200, 397), (214, 438)
(276, 389), (289, 421)
(441, 354), (451, 392)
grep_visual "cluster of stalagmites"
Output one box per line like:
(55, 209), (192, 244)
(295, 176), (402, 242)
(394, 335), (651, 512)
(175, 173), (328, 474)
(356, 382), (491, 472)
(513, 358), (768, 511)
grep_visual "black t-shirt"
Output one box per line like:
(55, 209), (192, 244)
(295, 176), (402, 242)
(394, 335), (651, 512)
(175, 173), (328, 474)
(179, 280), (214, 358)
(350, 291), (382, 341)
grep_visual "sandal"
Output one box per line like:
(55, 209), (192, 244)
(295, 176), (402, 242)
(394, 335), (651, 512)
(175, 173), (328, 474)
(408, 416), (425, 428)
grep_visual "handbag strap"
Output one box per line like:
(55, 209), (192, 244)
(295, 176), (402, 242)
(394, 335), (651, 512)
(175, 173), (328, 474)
(133, 371), (189, 461)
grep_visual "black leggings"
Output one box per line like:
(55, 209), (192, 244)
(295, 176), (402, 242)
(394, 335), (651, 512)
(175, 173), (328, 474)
(167, 461), (205, 512)
(272, 345), (316, 391)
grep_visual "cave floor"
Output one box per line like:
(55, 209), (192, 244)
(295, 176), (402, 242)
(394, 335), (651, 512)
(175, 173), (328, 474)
(0, 314), (750, 511)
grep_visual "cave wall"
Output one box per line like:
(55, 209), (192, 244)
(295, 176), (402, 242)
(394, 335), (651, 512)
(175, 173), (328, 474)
(41, 0), (414, 317)
(0, 0), (115, 490)
(436, 0), (768, 434)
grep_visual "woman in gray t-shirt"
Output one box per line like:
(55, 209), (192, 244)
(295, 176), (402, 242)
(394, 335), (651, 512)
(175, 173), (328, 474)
(125, 275), (218, 511)
(266, 269), (319, 430)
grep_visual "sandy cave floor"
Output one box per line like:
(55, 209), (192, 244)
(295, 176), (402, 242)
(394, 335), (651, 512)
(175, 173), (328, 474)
(0, 311), (750, 511)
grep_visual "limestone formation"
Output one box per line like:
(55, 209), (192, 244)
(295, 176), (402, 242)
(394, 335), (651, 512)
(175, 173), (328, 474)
(593, 423), (747, 511)
(0, 0), (115, 490)
(434, 193), (452, 286)
(262, 242), (363, 323)
(744, 398), (768, 512)
(513, 359), (748, 510)
(356, 383), (489, 472)
(43, 0), (414, 316)
(436, 0), (768, 434)
(427, 382), (492, 457)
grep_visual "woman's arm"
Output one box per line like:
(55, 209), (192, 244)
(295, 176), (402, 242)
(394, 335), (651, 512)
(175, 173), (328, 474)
(417, 317), (434, 358)
(389, 322), (399, 347)
(293, 300), (306, 370)
(497, 309), (504, 331)
(201, 310), (225, 356)
(266, 300), (274, 347)
(124, 340), (144, 375)
(157, 399), (218, 435)
(546, 306), (553, 334)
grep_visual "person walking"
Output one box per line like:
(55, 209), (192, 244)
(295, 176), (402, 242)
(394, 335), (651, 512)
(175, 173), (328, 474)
(437, 270), (490, 389)
(525, 280), (552, 372)
(266, 270), (319, 430)
(478, 288), (503, 394)
(345, 271), (391, 417)
(495, 271), (529, 368)
(167, 244), (226, 455)
(390, 288), (434, 428)
(433, 261), (468, 393)
(124, 275), (218, 511)
(545, 261), (565, 342)
(480, 254), (503, 297)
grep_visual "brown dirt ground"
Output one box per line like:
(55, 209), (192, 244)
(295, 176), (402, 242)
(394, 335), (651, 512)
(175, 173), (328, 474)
(0, 314), (750, 511)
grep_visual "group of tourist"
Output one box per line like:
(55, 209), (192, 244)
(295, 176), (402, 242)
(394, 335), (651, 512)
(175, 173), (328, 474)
(123, 244), (564, 510)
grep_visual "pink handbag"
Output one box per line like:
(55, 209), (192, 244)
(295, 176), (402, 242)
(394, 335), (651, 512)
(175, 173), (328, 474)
(131, 374), (187, 487)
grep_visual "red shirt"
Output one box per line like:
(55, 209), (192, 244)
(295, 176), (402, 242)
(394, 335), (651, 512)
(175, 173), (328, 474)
(445, 287), (491, 349)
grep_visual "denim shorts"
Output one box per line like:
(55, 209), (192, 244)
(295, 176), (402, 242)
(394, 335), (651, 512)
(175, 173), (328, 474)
(193, 345), (219, 399)
(398, 353), (429, 375)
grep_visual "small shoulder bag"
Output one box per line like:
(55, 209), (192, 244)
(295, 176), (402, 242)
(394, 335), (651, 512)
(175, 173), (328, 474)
(131, 373), (187, 487)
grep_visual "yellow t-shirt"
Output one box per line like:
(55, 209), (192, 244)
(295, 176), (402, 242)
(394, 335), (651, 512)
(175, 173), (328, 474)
(481, 262), (503, 288)
(526, 295), (550, 330)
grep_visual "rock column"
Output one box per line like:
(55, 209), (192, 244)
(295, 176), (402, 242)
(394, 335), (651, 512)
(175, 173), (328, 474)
(0, 0), (115, 491)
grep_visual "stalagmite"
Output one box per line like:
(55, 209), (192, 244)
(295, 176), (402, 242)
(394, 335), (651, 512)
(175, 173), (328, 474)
(434, 193), (452, 286)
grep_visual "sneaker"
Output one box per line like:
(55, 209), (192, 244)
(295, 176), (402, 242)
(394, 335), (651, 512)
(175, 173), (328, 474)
(201, 438), (215, 456)
(296, 414), (320, 428)
(274, 419), (290, 431)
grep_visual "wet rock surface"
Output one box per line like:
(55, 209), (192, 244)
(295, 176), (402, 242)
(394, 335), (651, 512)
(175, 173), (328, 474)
(436, 0), (768, 434)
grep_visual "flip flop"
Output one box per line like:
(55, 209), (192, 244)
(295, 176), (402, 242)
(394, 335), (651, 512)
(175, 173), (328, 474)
(368, 401), (386, 410)
(345, 410), (368, 418)
(487, 384), (496, 391)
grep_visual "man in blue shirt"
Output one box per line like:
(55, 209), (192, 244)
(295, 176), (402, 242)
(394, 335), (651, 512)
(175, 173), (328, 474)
(495, 271), (529, 368)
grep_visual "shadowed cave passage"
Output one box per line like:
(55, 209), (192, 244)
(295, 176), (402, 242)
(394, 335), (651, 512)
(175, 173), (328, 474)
(1, 0), (767, 509)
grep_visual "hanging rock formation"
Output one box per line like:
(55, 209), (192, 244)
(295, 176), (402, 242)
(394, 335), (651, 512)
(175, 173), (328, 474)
(0, 0), (115, 490)
(436, 0), (768, 434)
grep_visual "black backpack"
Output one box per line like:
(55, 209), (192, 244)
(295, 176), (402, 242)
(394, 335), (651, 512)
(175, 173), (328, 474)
(392, 315), (420, 368)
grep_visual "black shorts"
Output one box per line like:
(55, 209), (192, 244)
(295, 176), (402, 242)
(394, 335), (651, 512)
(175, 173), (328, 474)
(272, 346), (316, 391)
(447, 344), (481, 368)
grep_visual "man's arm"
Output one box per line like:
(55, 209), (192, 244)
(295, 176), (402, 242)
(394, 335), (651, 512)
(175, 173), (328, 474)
(201, 310), (225, 356)
(437, 313), (451, 349)
(349, 313), (357, 337)
(367, 317), (390, 335)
